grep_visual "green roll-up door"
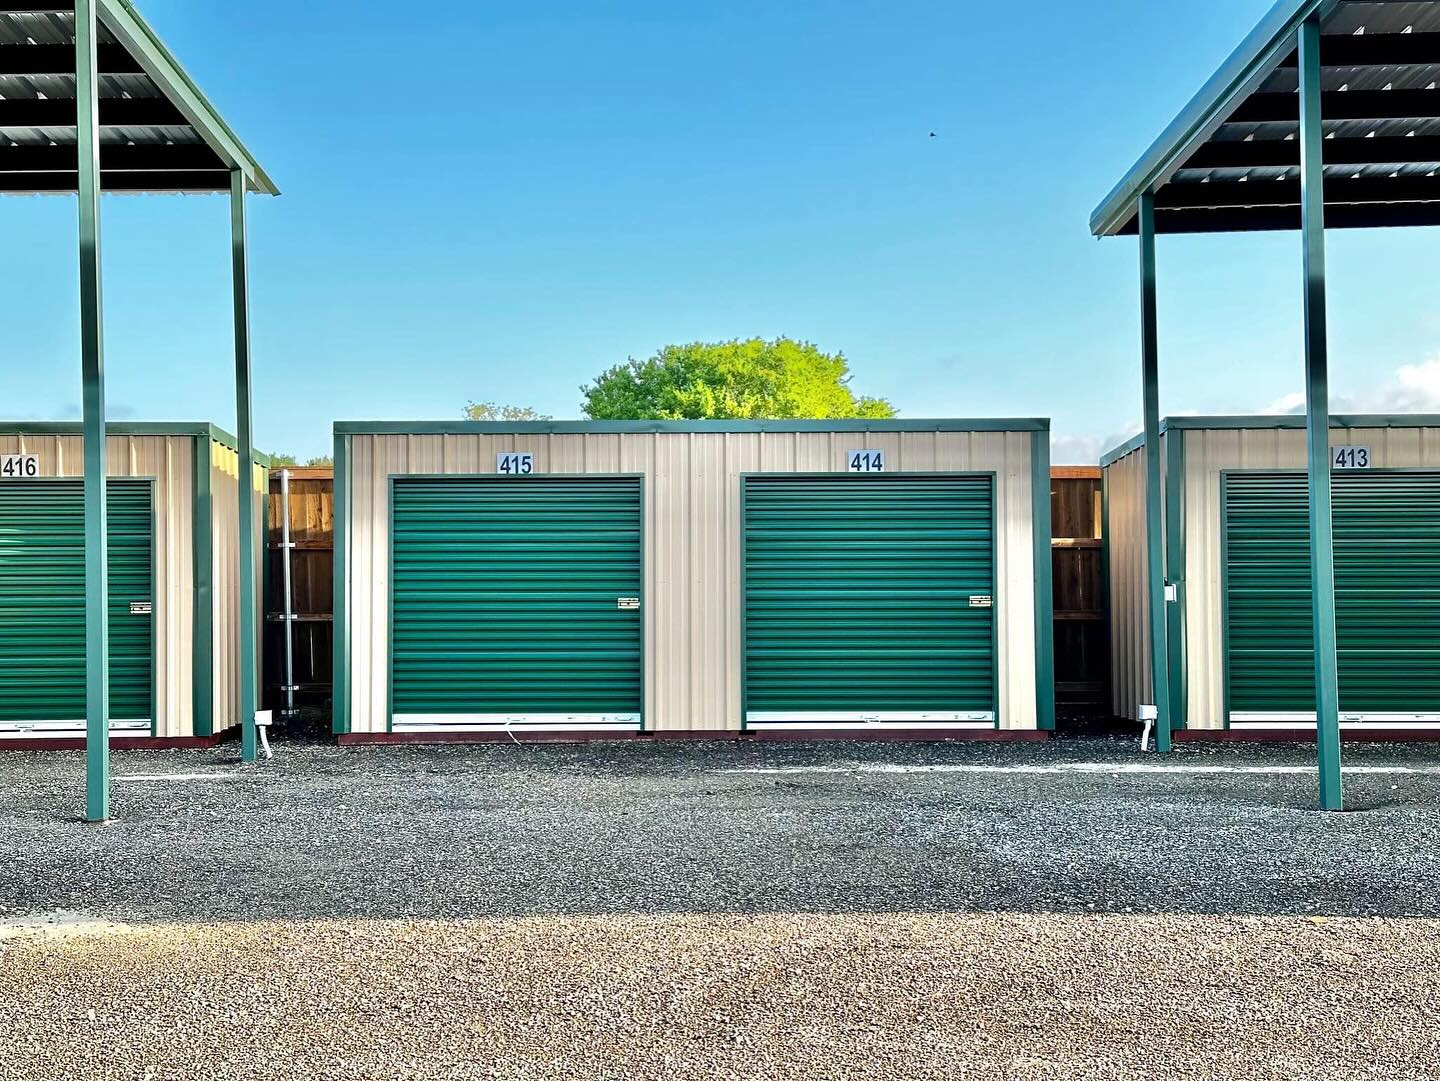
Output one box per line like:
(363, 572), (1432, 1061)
(0, 479), (154, 730)
(390, 476), (643, 729)
(743, 474), (997, 727)
(1224, 470), (1440, 721)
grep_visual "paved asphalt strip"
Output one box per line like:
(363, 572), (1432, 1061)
(724, 762), (1440, 776)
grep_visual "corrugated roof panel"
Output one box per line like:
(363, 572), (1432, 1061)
(0, 3), (274, 195)
(1094, 0), (1440, 235)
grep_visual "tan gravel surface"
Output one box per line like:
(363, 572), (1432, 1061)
(4, 913), (1439, 1081)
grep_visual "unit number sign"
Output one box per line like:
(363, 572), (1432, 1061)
(0, 454), (39, 479)
(1332, 445), (1371, 470)
(847, 449), (886, 473)
(497, 452), (535, 475)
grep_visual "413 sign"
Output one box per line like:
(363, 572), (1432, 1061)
(0, 454), (39, 479)
(1332, 445), (1371, 470)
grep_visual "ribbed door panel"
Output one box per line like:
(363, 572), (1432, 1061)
(1225, 471), (1440, 716)
(390, 477), (643, 720)
(0, 480), (154, 724)
(743, 475), (996, 719)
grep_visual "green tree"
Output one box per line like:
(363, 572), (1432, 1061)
(268, 452), (299, 467)
(580, 338), (895, 420)
(464, 402), (553, 422)
(305, 455), (334, 468)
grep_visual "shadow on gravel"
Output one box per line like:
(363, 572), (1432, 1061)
(3, 737), (1440, 925)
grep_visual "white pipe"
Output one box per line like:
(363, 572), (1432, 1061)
(280, 468), (295, 721)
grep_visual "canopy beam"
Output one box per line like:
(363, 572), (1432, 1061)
(231, 168), (258, 764)
(76, 0), (109, 823)
(1299, 16), (1344, 811)
(1139, 193), (1174, 754)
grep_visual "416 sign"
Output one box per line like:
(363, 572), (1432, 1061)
(0, 454), (39, 479)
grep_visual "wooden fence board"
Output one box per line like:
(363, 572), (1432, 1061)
(265, 469), (334, 714)
(1051, 467), (1109, 719)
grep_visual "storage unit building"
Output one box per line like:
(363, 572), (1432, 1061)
(0, 423), (268, 746)
(333, 420), (1055, 742)
(1103, 415), (1440, 739)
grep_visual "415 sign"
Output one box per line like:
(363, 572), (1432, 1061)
(0, 454), (39, 479)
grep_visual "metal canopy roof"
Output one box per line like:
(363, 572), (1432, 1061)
(0, 1), (276, 195)
(1092, 0), (1440, 235)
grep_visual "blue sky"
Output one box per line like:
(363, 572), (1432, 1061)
(4, 0), (1439, 462)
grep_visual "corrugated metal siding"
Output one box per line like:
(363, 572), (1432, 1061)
(391, 476), (643, 719)
(211, 443), (266, 735)
(1103, 442), (1158, 721)
(1224, 470), (1440, 715)
(342, 431), (1038, 734)
(1180, 426), (1440, 729)
(0, 480), (152, 725)
(0, 433), (193, 737)
(743, 475), (996, 718)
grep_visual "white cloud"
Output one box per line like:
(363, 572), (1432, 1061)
(1058, 357), (1440, 466)
(1052, 430), (1140, 466)
(1265, 356), (1440, 415)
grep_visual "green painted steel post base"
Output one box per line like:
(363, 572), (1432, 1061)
(1299, 16), (1343, 811)
(231, 170), (259, 765)
(1138, 192), (1174, 755)
(76, 0), (110, 822)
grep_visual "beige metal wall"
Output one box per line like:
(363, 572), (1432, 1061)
(1103, 442), (1155, 722)
(211, 443), (267, 735)
(1182, 425), (1440, 730)
(0, 433), (194, 737)
(343, 430), (1040, 735)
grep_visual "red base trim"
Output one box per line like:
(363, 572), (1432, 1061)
(338, 729), (1051, 746)
(1177, 728), (1440, 743)
(0, 732), (233, 752)
(338, 731), (645, 746)
(746, 728), (1051, 743)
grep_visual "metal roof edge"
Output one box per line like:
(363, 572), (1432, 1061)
(333, 418), (1051, 436)
(1089, 0), (1339, 237)
(1165, 413), (1440, 431)
(0, 420), (268, 463)
(1100, 414), (1440, 464)
(102, 0), (279, 196)
(0, 420), (214, 437)
(1098, 430), (1149, 469)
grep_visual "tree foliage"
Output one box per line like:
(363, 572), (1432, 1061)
(266, 452), (332, 468)
(580, 338), (895, 421)
(464, 401), (553, 422)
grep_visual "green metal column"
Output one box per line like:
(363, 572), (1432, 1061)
(1138, 193), (1173, 753)
(231, 170), (258, 763)
(1299, 17), (1343, 810)
(76, 0), (110, 821)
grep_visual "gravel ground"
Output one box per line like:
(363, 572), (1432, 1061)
(3, 914), (1439, 1080)
(4, 737), (1440, 920)
(4, 737), (1440, 1079)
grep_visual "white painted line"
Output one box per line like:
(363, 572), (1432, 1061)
(114, 773), (239, 783)
(723, 763), (1440, 777)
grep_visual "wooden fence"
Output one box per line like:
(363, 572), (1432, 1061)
(1051, 467), (1109, 719)
(264, 467), (333, 715)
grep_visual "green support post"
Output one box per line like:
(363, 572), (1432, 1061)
(231, 170), (258, 763)
(1299, 17), (1343, 811)
(76, 0), (110, 822)
(1138, 193), (1173, 753)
